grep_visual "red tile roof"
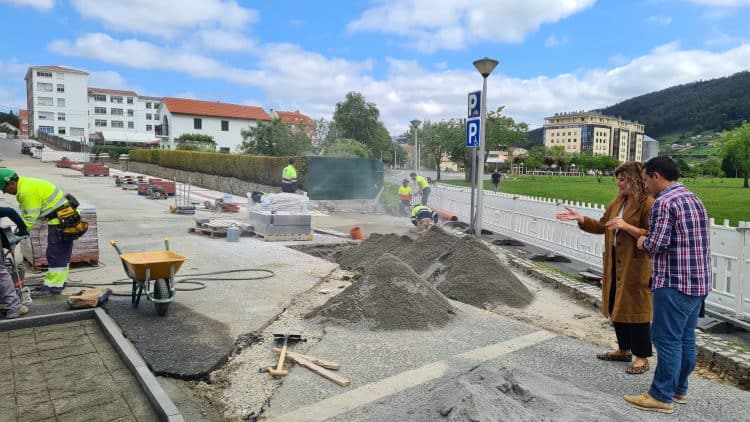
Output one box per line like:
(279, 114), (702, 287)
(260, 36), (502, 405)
(274, 110), (314, 126)
(88, 87), (138, 97)
(162, 97), (271, 121)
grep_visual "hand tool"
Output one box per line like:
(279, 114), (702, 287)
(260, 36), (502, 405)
(266, 331), (304, 377)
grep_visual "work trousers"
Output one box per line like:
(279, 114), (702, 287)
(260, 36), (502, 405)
(0, 264), (20, 311)
(44, 226), (73, 288)
(281, 180), (297, 193)
(649, 287), (705, 403)
(420, 188), (431, 205)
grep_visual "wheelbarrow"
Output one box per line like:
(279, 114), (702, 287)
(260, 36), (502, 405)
(110, 239), (187, 316)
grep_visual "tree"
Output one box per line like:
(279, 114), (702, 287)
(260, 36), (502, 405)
(240, 118), (311, 156)
(322, 138), (371, 158)
(697, 156), (723, 177)
(332, 92), (392, 159)
(720, 121), (750, 187)
(420, 120), (464, 180)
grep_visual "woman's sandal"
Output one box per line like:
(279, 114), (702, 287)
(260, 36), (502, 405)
(596, 352), (633, 362)
(626, 362), (650, 374)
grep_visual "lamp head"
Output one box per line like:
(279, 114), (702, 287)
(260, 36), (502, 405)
(473, 57), (499, 77)
(410, 119), (421, 129)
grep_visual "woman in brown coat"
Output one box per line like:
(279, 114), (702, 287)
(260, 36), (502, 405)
(556, 162), (654, 374)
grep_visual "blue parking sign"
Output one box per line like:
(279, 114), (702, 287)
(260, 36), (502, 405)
(468, 91), (481, 118)
(466, 117), (480, 147)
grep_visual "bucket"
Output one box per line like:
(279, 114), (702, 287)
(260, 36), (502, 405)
(226, 227), (240, 242)
(350, 226), (364, 240)
(223, 194), (233, 203)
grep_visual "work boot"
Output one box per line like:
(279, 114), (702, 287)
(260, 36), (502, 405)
(35, 285), (64, 297)
(673, 394), (687, 404)
(623, 392), (674, 414)
(5, 305), (29, 319)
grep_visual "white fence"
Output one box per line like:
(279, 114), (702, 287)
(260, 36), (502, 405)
(40, 151), (91, 163)
(431, 183), (750, 323)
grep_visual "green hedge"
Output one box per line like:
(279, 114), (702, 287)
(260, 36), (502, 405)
(129, 148), (307, 187)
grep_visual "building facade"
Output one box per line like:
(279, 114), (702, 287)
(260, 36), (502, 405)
(25, 66), (89, 140)
(158, 98), (272, 151)
(543, 111), (645, 162)
(641, 135), (659, 162)
(270, 109), (315, 144)
(18, 109), (28, 137)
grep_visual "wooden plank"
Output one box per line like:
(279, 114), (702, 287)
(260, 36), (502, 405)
(273, 348), (340, 370)
(284, 353), (350, 387)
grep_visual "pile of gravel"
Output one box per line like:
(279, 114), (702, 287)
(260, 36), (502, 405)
(310, 253), (455, 330)
(331, 227), (534, 310)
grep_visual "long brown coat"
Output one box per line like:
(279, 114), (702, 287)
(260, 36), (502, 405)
(579, 195), (654, 323)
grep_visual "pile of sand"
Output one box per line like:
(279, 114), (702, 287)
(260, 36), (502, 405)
(311, 253), (455, 330)
(332, 227), (534, 310)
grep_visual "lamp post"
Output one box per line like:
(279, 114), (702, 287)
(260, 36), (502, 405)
(411, 119), (421, 174)
(472, 57), (499, 238)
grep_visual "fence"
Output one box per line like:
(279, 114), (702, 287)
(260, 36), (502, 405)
(306, 157), (384, 200)
(430, 183), (750, 324)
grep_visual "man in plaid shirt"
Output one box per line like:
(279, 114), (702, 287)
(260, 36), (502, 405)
(624, 157), (711, 414)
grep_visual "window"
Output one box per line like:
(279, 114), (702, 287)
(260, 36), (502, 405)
(127, 97), (134, 104)
(127, 121), (134, 129)
(38, 126), (54, 134)
(58, 127), (66, 135)
(56, 84), (64, 93)
(194, 118), (202, 129)
(38, 97), (53, 106)
(111, 120), (124, 128)
(38, 111), (53, 120)
(146, 102), (152, 109)
(36, 71), (52, 78)
(111, 95), (123, 103)
(70, 127), (84, 136)
(57, 112), (65, 121)
(94, 107), (107, 114)
(146, 124), (152, 131)
(37, 82), (53, 92)
(221, 120), (229, 131)
(146, 113), (152, 120)
(127, 109), (134, 117)
(154, 114), (160, 120)
(154, 102), (160, 109)
(95, 119), (107, 127)
(111, 108), (123, 116)
(94, 94), (106, 102)
(57, 98), (65, 107)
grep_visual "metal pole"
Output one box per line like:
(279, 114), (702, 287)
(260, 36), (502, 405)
(474, 75), (488, 238)
(469, 148), (477, 231)
(415, 129), (419, 175)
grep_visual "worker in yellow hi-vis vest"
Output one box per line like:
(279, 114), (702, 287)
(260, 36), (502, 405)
(397, 179), (413, 216)
(410, 172), (431, 205)
(282, 159), (298, 193)
(0, 168), (87, 296)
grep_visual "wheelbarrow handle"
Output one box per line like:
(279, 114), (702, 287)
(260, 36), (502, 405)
(164, 237), (170, 251)
(110, 240), (124, 256)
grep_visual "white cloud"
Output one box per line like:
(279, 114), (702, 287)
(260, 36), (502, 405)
(0, 0), (53, 11)
(0, 59), (30, 110)
(646, 15), (672, 25)
(195, 29), (256, 53)
(89, 70), (126, 88)
(69, 0), (258, 38)
(544, 35), (569, 47)
(347, 0), (597, 52)
(686, 0), (750, 6)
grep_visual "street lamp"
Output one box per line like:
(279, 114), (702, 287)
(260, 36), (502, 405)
(472, 57), (499, 238)
(411, 119), (421, 174)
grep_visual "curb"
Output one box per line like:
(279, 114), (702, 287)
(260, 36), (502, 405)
(0, 308), (184, 421)
(507, 254), (750, 389)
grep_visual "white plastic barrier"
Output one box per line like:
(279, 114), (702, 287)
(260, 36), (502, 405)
(41, 151), (91, 163)
(431, 183), (750, 322)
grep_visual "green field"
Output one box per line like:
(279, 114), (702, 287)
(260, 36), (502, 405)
(443, 175), (750, 226)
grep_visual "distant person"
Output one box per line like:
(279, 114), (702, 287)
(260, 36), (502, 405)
(398, 179), (413, 216)
(556, 162), (654, 375)
(410, 172), (430, 205)
(410, 204), (438, 228)
(282, 159), (297, 193)
(491, 170), (501, 192)
(0, 207), (29, 319)
(624, 157), (711, 414)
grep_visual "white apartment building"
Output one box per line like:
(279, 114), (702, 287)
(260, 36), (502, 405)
(158, 98), (271, 151)
(87, 88), (161, 139)
(25, 66), (89, 140)
(138, 96), (161, 134)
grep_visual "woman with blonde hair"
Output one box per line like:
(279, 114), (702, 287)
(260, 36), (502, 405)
(556, 162), (654, 374)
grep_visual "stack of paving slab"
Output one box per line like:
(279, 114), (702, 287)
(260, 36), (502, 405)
(248, 193), (312, 241)
(20, 204), (100, 268)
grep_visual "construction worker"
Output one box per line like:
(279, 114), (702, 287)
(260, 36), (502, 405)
(0, 169), (86, 296)
(282, 159), (298, 193)
(410, 172), (431, 205)
(398, 179), (413, 216)
(0, 207), (28, 318)
(411, 204), (438, 227)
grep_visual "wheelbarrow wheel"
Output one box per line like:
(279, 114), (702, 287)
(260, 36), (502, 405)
(153, 278), (170, 316)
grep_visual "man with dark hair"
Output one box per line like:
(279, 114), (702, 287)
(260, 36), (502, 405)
(624, 157), (711, 414)
(282, 159), (298, 193)
(410, 172), (431, 205)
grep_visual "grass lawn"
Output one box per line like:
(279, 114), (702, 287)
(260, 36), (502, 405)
(443, 175), (750, 226)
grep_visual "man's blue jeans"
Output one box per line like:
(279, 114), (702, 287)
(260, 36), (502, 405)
(649, 287), (706, 403)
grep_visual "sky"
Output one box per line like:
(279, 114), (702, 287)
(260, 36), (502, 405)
(1, 0), (750, 136)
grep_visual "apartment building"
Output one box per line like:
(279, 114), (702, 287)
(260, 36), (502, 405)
(138, 96), (161, 134)
(270, 109), (316, 144)
(87, 88), (161, 136)
(158, 98), (272, 151)
(25, 66), (89, 140)
(543, 111), (645, 162)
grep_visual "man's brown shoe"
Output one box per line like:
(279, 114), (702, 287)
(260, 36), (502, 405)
(623, 392), (674, 414)
(673, 394), (687, 404)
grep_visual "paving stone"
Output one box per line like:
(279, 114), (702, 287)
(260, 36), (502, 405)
(7, 328), (34, 338)
(47, 373), (115, 400)
(55, 396), (133, 422)
(0, 394), (15, 415)
(0, 380), (13, 396)
(9, 336), (38, 357)
(11, 351), (43, 366)
(36, 335), (91, 352)
(43, 353), (107, 380)
(122, 390), (160, 421)
(15, 388), (51, 407)
(39, 342), (96, 361)
(34, 321), (83, 333)
(13, 363), (46, 393)
(51, 389), (117, 416)
(17, 401), (55, 421)
(35, 326), (87, 343)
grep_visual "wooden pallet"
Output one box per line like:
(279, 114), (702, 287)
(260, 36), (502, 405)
(188, 226), (253, 238)
(254, 232), (313, 242)
(24, 256), (100, 272)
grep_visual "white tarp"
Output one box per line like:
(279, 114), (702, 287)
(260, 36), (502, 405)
(41, 151), (91, 163)
(97, 130), (159, 145)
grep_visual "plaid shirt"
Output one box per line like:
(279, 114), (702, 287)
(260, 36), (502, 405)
(643, 183), (711, 296)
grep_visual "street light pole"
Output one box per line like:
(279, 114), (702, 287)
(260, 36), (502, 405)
(411, 119), (421, 175)
(473, 57), (499, 238)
